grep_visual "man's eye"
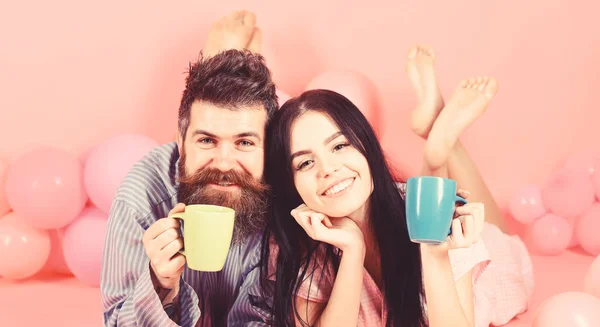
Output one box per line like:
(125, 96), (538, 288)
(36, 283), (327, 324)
(238, 140), (255, 147)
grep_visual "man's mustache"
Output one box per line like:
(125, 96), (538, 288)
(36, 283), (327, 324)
(178, 167), (269, 193)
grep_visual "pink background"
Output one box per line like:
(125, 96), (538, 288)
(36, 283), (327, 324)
(2, 0), (599, 209)
(1, 1), (599, 325)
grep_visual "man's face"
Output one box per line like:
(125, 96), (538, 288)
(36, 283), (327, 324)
(177, 100), (269, 244)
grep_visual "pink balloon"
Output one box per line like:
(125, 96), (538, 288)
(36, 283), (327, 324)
(585, 255), (600, 298)
(41, 228), (72, 275)
(576, 203), (600, 256)
(305, 70), (382, 132)
(63, 207), (108, 287)
(0, 159), (10, 216)
(529, 213), (572, 255)
(84, 134), (158, 213)
(533, 291), (600, 327)
(276, 88), (291, 108)
(509, 185), (546, 224)
(0, 212), (51, 279)
(566, 215), (580, 248)
(565, 150), (600, 176)
(593, 158), (600, 200)
(5, 147), (88, 229)
(542, 168), (595, 218)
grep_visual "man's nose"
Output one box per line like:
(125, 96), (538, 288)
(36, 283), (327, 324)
(213, 145), (236, 172)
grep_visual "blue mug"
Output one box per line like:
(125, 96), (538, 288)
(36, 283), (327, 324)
(405, 176), (467, 244)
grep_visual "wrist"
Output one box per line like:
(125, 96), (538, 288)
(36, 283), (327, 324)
(341, 241), (366, 262)
(163, 281), (180, 305)
(149, 264), (180, 304)
(420, 243), (450, 261)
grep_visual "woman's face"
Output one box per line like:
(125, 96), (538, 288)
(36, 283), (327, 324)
(289, 111), (373, 218)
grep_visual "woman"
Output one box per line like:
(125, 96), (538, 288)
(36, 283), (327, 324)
(260, 88), (491, 326)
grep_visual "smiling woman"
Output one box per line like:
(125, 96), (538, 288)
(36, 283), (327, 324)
(290, 113), (373, 220)
(260, 89), (435, 327)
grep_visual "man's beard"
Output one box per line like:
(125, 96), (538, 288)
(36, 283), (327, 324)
(177, 154), (269, 245)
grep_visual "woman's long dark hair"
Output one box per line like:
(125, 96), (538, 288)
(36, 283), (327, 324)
(260, 89), (426, 327)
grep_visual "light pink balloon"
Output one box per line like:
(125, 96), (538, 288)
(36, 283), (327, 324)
(509, 185), (546, 224)
(565, 150), (600, 176)
(585, 255), (600, 299)
(0, 212), (51, 279)
(529, 213), (572, 255)
(84, 134), (158, 213)
(41, 228), (72, 275)
(305, 70), (381, 132)
(0, 159), (10, 216)
(576, 203), (600, 256)
(276, 88), (291, 108)
(5, 147), (88, 229)
(566, 215), (580, 248)
(63, 207), (108, 287)
(533, 291), (600, 327)
(593, 158), (600, 200)
(542, 168), (595, 218)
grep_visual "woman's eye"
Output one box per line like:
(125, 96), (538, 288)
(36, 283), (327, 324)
(333, 143), (350, 151)
(296, 160), (314, 170)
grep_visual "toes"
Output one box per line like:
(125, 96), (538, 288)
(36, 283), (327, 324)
(419, 45), (435, 57)
(242, 11), (257, 28)
(408, 45), (435, 59)
(485, 78), (500, 96)
(423, 46), (435, 57)
(230, 10), (246, 21)
(408, 46), (418, 59)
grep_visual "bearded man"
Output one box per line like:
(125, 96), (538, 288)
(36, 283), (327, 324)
(100, 10), (276, 327)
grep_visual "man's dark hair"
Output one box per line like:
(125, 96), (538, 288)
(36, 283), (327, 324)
(178, 49), (279, 140)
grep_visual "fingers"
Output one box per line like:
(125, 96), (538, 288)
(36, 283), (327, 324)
(450, 218), (465, 244)
(152, 253), (186, 278)
(454, 202), (484, 218)
(461, 215), (474, 240)
(154, 227), (180, 249)
(450, 202), (484, 246)
(168, 203), (186, 216)
(144, 217), (180, 241)
(290, 205), (331, 241)
(309, 212), (328, 236)
(456, 189), (471, 200)
(322, 216), (333, 228)
(159, 239), (185, 263)
(291, 206), (314, 238)
(290, 204), (308, 216)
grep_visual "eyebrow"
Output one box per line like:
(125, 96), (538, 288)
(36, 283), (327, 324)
(290, 131), (344, 160)
(191, 129), (262, 141)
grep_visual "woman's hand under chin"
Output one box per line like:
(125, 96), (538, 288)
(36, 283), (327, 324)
(290, 204), (366, 256)
(421, 189), (485, 257)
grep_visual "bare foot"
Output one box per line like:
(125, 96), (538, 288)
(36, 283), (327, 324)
(203, 10), (257, 58)
(424, 76), (499, 169)
(407, 45), (444, 137)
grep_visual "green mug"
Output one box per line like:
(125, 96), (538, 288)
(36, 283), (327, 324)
(169, 204), (235, 271)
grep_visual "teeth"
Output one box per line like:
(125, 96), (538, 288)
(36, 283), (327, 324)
(324, 178), (353, 196)
(218, 182), (233, 186)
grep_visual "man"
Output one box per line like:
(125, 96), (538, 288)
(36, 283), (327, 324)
(100, 10), (275, 327)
